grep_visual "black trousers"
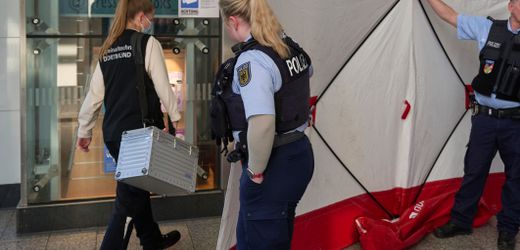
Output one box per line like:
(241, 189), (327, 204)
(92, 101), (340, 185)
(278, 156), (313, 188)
(100, 140), (162, 250)
(451, 114), (520, 235)
(236, 136), (314, 250)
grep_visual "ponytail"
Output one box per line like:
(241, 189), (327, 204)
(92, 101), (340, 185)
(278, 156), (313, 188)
(98, 0), (154, 60)
(250, 0), (289, 58)
(220, 0), (290, 58)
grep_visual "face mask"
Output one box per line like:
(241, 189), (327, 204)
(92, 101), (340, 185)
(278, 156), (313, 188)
(140, 15), (154, 34)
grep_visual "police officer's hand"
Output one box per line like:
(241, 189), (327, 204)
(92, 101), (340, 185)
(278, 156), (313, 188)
(251, 176), (264, 184)
(77, 137), (92, 152)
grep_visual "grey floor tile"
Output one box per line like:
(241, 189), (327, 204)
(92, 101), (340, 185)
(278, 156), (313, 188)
(0, 210), (14, 239)
(96, 223), (193, 250)
(488, 216), (497, 228)
(184, 217), (221, 227)
(467, 223), (497, 250)
(185, 217), (219, 250)
(0, 237), (49, 250)
(0, 212), (49, 243)
(409, 232), (483, 250)
(95, 226), (141, 250)
(95, 227), (106, 250)
(46, 228), (97, 250)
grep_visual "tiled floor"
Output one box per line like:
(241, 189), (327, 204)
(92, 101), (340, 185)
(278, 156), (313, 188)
(1, 208), (519, 249)
(0, 209), (219, 250)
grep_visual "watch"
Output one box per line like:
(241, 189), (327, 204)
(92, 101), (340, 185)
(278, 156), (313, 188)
(246, 168), (263, 179)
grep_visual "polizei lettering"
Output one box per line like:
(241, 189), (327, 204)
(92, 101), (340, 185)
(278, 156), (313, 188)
(486, 41), (501, 49)
(286, 53), (309, 77)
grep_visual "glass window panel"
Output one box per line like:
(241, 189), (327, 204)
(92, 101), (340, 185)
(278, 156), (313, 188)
(154, 18), (220, 37)
(26, 0), (182, 35)
(25, 1), (222, 204)
(26, 37), (107, 204)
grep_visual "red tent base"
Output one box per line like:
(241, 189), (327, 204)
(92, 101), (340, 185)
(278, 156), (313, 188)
(290, 173), (504, 250)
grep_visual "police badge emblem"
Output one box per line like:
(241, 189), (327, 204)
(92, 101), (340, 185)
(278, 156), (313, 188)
(237, 62), (251, 87)
(483, 60), (494, 74)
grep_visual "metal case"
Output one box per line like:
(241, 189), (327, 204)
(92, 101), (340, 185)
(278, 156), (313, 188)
(115, 126), (199, 194)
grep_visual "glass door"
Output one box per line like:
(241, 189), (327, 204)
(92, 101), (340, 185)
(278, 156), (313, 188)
(24, 0), (221, 204)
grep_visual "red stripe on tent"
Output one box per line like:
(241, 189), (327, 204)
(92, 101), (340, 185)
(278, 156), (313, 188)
(401, 100), (411, 120)
(290, 173), (504, 250)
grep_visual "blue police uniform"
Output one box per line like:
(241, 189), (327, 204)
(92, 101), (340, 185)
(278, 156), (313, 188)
(230, 37), (314, 249)
(450, 15), (520, 235)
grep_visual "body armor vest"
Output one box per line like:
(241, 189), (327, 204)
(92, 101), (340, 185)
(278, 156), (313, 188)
(472, 18), (520, 102)
(210, 36), (311, 150)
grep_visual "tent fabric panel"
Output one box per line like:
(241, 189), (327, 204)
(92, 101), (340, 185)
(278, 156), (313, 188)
(427, 113), (504, 183)
(297, 128), (370, 216)
(403, 0), (467, 189)
(216, 163), (241, 250)
(268, 0), (399, 96)
(315, 1), (414, 192)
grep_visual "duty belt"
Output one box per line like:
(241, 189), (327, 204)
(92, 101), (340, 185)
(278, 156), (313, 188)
(226, 131), (306, 163)
(273, 131), (306, 148)
(472, 103), (520, 119)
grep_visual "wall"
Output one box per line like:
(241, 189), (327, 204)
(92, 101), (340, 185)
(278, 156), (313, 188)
(0, 1), (21, 184)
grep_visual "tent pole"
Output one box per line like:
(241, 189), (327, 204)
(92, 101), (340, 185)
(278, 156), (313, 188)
(316, 0), (401, 104)
(312, 126), (395, 219)
(411, 0), (471, 205)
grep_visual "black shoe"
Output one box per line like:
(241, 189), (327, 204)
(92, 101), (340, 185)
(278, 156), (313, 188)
(144, 230), (181, 250)
(497, 231), (516, 250)
(433, 222), (472, 238)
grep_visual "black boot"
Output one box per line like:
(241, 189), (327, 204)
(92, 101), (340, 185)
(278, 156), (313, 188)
(433, 222), (472, 238)
(497, 231), (516, 250)
(143, 230), (181, 250)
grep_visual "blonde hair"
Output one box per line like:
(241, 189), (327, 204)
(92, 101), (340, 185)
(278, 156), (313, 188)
(220, 0), (290, 58)
(99, 0), (154, 59)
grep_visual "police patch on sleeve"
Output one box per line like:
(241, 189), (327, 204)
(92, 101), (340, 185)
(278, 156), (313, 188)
(237, 62), (251, 87)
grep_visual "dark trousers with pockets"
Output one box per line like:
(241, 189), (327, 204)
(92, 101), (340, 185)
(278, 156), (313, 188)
(100, 140), (162, 250)
(236, 136), (314, 250)
(451, 114), (520, 235)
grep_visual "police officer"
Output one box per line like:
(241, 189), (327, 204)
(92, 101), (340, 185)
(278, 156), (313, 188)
(427, 1), (520, 249)
(76, 0), (181, 249)
(215, 0), (314, 249)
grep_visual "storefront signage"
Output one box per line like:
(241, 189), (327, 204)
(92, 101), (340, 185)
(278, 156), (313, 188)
(179, 0), (219, 18)
(60, 0), (181, 18)
(60, 0), (89, 17)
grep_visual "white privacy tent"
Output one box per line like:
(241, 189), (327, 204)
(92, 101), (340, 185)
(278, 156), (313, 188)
(217, 0), (510, 249)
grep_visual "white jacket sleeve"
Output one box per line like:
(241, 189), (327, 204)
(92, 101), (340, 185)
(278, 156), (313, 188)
(77, 63), (104, 138)
(145, 37), (181, 122)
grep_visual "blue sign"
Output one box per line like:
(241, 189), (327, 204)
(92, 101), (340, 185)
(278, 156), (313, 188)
(104, 145), (117, 174)
(91, 0), (178, 17)
(60, 0), (179, 17)
(90, 0), (118, 16)
(60, 0), (89, 17)
(181, 0), (199, 8)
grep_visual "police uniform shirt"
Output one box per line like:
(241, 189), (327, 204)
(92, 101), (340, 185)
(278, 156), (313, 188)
(231, 37), (309, 141)
(457, 14), (520, 109)
(77, 31), (181, 138)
